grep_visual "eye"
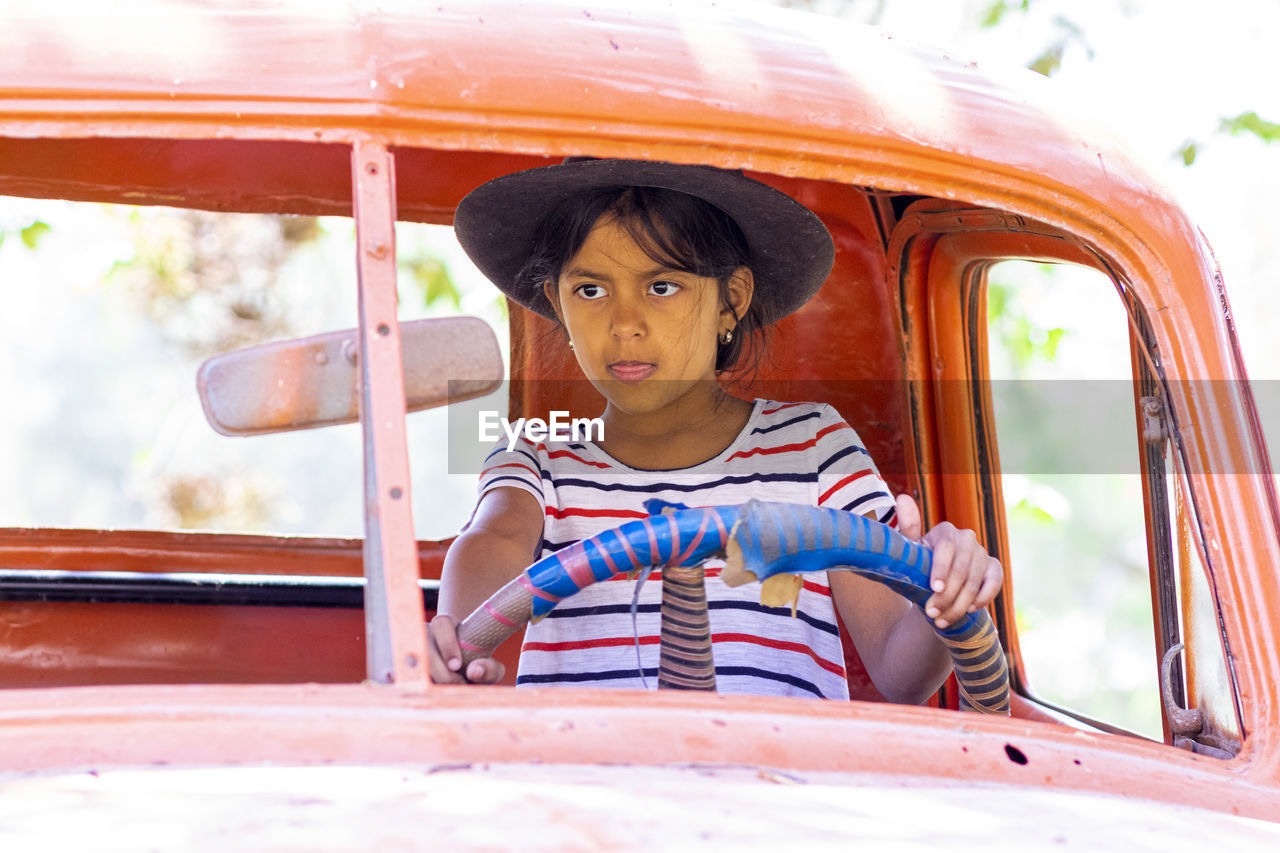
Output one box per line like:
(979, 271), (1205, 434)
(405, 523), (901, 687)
(574, 283), (605, 300)
(649, 280), (681, 296)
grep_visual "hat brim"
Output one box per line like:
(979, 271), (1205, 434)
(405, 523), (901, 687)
(453, 159), (834, 324)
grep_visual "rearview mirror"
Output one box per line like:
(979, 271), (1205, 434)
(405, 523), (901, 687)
(197, 316), (503, 436)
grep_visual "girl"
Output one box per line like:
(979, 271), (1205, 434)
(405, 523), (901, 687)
(430, 159), (1001, 702)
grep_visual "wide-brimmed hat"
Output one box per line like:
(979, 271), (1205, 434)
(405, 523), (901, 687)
(453, 158), (834, 324)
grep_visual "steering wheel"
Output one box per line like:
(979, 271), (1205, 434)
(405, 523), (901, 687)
(456, 499), (1010, 714)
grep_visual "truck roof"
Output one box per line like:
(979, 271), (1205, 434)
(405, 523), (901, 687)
(0, 1), (1171, 223)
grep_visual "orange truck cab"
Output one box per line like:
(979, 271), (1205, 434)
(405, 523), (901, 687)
(1, 1), (1278, 847)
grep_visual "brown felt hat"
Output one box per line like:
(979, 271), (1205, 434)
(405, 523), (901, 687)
(453, 159), (834, 324)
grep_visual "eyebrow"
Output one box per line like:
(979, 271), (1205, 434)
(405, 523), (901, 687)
(562, 264), (685, 281)
(562, 266), (612, 282)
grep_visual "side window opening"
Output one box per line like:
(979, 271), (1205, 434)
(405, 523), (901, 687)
(984, 260), (1163, 738)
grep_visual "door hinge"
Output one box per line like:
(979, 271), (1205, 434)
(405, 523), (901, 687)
(1141, 395), (1168, 443)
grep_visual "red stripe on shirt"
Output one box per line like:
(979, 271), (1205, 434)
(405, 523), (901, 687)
(546, 506), (650, 520)
(523, 635), (659, 653)
(712, 632), (846, 677)
(725, 437), (817, 462)
(480, 461), (540, 481)
(724, 421), (852, 463)
(545, 448), (611, 468)
(818, 469), (873, 504)
(814, 421), (853, 441)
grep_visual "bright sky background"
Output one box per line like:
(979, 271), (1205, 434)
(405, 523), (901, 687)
(771, 0), (1279, 380)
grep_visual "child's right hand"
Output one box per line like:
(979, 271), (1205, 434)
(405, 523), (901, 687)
(427, 615), (506, 684)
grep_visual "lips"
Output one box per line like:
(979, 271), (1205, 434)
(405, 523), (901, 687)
(607, 361), (656, 384)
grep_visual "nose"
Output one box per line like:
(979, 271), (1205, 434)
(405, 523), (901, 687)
(609, 292), (646, 339)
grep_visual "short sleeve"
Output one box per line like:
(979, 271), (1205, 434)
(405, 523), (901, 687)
(813, 405), (896, 526)
(477, 436), (546, 510)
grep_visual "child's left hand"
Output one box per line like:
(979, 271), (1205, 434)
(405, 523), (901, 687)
(894, 494), (1003, 629)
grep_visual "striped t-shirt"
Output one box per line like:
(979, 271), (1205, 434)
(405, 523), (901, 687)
(476, 398), (896, 700)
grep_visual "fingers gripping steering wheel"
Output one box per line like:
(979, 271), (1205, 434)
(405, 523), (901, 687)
(455, 499), (1010, 714)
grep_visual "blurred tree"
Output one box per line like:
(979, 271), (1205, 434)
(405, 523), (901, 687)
(399, 250), (462, 312)
(104, 210), (323, 356)
(987, 272), (1066, 371)
(979, 0), (1029, 28)
(0, 218), (51, 252)
(775, 0), (1277, 163)
(1180, 111), (1280, 166)
(157, 471), (278, 531)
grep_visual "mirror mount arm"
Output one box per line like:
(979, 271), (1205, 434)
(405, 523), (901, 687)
(353, 139), (430, 689)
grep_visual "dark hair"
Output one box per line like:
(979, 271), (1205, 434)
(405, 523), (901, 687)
(515, 185), (768, 374)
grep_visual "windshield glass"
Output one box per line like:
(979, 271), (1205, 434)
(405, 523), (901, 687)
(0, 198), (502, 540)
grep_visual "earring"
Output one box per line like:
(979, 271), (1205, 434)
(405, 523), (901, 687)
(721, 328), (733, 345)
(568, 340), (574, 351)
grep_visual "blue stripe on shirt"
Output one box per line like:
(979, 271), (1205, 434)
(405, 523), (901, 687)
(517, 667), (659, 685)
(714, 665), (825, 698)
(817, 444), (869, 473)
(549, 471), (818, 494)
(839, 492), (891, 514)
(483, 474), (543, 492)
(515, 665), (826, 698)
(750, 410), (822, 435)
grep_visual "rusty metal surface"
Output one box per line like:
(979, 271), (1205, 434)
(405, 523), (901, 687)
(0, 683), (1276, 824)
(0, 527), (430, 578)
(5, 762), (1280, 852)
(197, 316), (502, 436)
(0, 602), (366, 687)
(0, 531), (528, 688)
(0, 532), (415, 687)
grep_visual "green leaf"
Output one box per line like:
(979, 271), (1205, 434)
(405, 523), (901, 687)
(982, 0), (1031, 28)
(425, 269), (461, 309)
(1041, 327), (1065, 360)
(988, 280), (1009, 318)
(1028, 43), (1063, 77)
(981, 0), (1009, 27)
(1219, 111), (1280, 144)
(404, 254), (461, 310)
(1011, 498), (1057, 525)
(1177, 141), (1198, 166)
(20, 220), (50, 249)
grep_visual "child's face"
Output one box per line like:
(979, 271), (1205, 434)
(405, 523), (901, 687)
(543, 214), (752, 419)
